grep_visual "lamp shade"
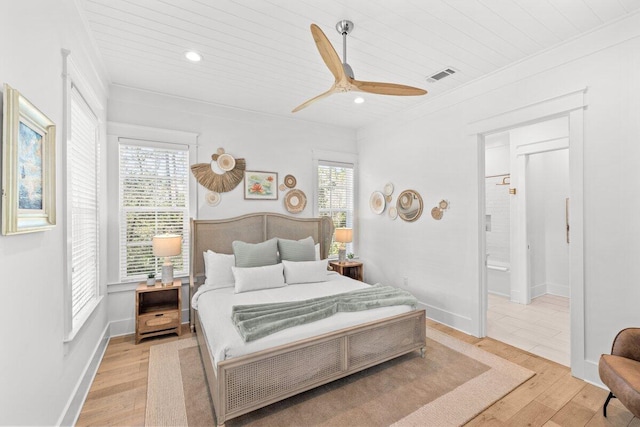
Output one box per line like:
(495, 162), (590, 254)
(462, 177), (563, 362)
(152, 234), (182, 257)
(335, 228), (353, 244)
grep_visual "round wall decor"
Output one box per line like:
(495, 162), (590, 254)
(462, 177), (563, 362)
(388, 206), (398, 220)
(431, 207), (443, 220)
(370, 191), (385, 215)
(284, 189), (307, 213)
(279, 183), (286, 191)
(383, 182), (394, 196)
(284, 174), (297, 188)
(217, 153), (236, 171)
(206, 191), (221, 207)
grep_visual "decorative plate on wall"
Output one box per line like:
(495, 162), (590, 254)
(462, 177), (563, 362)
(217, 153), (236, 171)
(431, 207), (443, 220)
(284, 174), (297, 188)
(388, 206), (398, 220)
(369, 191), (385, 215)
(385, 195), (392, 203)
(206, 191), (221, 207)
(284, 189), (307, 213)
(383, 182), (394, 196)
(439, 199), (449, 210)
(279, 183), (286, 191)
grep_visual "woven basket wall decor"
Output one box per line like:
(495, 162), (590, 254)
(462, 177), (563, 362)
(191, 154), (246, 193)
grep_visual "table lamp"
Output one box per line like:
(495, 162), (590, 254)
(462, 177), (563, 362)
(152, 234), (182, 285)
(334, 228), (353, 263)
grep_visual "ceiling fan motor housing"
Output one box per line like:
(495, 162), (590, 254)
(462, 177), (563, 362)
(335, 20), (354, 35)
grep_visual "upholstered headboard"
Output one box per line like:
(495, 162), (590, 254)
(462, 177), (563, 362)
(189, 212), (335, 286)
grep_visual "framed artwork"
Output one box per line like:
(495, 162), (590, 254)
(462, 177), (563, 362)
(2, 83), (56, 235)
(244, 171), (278, 200)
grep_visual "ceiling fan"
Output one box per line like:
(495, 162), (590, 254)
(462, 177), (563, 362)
(292, 20), (427, 113)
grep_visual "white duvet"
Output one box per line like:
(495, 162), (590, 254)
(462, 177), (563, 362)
(192, 272), (414, 366)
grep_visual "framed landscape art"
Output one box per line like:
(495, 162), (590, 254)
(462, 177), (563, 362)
(244, 171), (278, 200)
(2, 83), (56, 235)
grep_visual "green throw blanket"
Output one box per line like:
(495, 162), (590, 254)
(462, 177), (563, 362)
(231, 284), (418, 342)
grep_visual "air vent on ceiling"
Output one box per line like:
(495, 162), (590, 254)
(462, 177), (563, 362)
(426, 68), (456, 83)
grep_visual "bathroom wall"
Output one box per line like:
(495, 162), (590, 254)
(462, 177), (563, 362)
(485, 133), (510, 296)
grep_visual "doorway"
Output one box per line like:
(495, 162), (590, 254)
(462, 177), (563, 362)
(472, 88), (586, 378)
(484, 117), (571, 365)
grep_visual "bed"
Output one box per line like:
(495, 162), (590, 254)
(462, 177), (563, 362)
(189, 213), (426, 426)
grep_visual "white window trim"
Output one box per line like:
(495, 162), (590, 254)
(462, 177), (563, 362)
(312, 149), (358, 258)
(62, 49), (105, 342)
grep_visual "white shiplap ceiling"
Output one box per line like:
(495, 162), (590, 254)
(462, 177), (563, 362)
(76, 0), (639, 129)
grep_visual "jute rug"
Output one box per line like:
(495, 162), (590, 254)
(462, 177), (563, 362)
(146, 328), (534, 426)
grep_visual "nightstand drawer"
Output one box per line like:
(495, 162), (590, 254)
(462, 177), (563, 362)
(137, 310), (180, 334)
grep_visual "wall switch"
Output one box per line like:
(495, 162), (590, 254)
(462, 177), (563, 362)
(403, 277), (408, 287)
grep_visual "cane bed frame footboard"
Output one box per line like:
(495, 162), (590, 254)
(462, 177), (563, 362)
(196, 308), (426, 426)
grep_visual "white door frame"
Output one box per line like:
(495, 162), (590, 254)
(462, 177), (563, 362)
(469, 88), (587, 378)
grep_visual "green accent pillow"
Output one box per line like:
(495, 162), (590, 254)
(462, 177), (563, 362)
(232, 238), (279, 268)
(278, 236), (316, 262)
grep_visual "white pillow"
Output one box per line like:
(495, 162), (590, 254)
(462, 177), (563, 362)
(203, 250), (235, 289)
(283, 259), (329, 285)
(315, 243), (320, 260)
(232, 263), (286, 293)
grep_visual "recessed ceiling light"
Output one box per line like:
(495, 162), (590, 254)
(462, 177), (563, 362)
(185, 51), (202, 62)
(354, 97), (365, 104)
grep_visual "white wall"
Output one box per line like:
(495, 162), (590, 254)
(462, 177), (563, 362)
(0, 1), (109, 425)
(357, 12), (640, 384)
(106, 85), (357, 335)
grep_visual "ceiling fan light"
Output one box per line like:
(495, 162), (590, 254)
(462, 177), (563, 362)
(354, 97), (365, 104)
(185, 51), (202, 62)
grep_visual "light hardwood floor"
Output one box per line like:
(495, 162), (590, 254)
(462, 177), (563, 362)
(76, 322), (638, 426)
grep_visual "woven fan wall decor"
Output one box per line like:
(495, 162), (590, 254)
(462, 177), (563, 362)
(191, 154), (246, 193)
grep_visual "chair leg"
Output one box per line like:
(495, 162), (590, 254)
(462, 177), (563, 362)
(603, 391), (615, 417)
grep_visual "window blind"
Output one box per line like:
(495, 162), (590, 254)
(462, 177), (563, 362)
(69, 85), (99, 325)
(119, 142), (189, 281)
(317, 161), (354, 256)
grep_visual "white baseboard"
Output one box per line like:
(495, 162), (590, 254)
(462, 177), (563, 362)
(531, 282), (547, 299)
(488, 290), (510, 298)
(420, 301), (473, 334)
(58, 323), (110, 427)
(547, 282), (570, 298)
(582, 359), (605, 389)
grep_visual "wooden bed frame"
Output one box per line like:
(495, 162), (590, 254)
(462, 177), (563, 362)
(189, 213), (426, 426)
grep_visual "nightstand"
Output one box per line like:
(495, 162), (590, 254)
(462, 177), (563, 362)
(329, 261), (364, 282)
(135, 279), (182, 344)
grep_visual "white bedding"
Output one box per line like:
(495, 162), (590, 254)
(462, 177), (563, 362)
(192, 272), (414, 366)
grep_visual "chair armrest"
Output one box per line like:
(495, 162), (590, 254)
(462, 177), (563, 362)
(611, 328), (640, 362)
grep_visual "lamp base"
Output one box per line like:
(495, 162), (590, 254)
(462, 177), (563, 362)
(161, 264), (174, 285)
(338, 248), (346, 263)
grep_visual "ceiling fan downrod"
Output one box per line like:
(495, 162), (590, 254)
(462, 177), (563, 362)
(335, 20), (355, 79)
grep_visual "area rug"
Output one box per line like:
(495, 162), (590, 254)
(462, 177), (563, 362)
(146, 327), (534, 426)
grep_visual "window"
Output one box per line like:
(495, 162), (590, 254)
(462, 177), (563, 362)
(119, 141), (189, 281)
(317, 161), (354, 256)
(68, 84), (100, 333)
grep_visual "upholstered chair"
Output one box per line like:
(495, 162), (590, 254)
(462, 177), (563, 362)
(598, 327), (640, 418)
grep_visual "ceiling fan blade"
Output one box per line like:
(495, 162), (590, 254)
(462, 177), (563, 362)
(292, 86), (338, 113)
(352, 79), (427, 96)
(310, 24), (346, 82)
